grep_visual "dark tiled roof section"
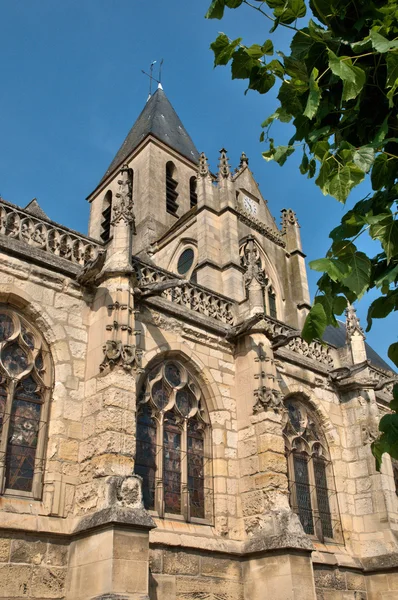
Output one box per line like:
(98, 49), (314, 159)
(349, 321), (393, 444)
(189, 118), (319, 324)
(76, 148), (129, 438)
(99, 88), (200, 185)
(24, 198), (49, 220)
(323, 321), (393, 372)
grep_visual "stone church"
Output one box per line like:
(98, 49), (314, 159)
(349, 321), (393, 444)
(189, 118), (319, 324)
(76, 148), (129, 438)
(0, 83), (397, 600)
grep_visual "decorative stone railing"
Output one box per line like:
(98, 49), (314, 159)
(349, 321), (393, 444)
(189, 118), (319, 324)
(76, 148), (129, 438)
(368, 364), (396, 395)
(0, 199), (101, 265)
(132, 259), (236, 325)
(265, 317), (335, 368)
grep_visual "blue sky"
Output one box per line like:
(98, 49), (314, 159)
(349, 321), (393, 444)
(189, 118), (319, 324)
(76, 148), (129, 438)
(0, 0), (395, 368)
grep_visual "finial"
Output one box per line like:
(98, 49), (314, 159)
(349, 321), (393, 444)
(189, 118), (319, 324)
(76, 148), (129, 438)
(281, 208), (298, 232)
(218, 148), (231, 179)
(240, 152), (249, 168)
(346, 303), (365, 339)
(141, 59), (164, 99)
(198, 152), (209, 177)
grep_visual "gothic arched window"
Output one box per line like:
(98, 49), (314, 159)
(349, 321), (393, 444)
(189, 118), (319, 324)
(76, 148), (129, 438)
(166, 162), (179, 215)
(100, 190), (112, 242)
(135, 360), (211, 521)
(189, 176), (198, 208)
(283, 398), (340, 542)
(0, 306), (52, 498)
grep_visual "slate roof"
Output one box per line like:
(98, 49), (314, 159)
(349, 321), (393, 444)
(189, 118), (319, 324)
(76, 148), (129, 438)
(323, 321), (393, 372)
(99, 86), (200, 185)
(24, 198), (49, 220)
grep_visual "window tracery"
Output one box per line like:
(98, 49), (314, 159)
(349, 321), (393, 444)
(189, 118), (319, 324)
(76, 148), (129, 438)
(0, 306), (52, 497)
(283, 398), (340, 542)
(135, 360), (211, 521)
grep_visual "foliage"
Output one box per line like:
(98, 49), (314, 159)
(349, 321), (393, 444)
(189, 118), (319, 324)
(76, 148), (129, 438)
(206, 0), (398, 468)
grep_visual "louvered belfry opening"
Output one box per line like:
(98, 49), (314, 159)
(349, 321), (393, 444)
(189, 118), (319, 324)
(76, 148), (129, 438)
(190, 176), (198, 208)
(166, 162), (179, 215)
(100, 190), (112, 242)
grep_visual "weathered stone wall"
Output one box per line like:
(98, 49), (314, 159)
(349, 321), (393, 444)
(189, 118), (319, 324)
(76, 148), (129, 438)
(149, 546), (244, 600)
(0, 532), (68, 599)
(314, 565), (367, 600)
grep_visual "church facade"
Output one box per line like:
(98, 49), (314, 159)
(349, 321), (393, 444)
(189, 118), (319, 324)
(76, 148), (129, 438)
(0, 85), (397, 600)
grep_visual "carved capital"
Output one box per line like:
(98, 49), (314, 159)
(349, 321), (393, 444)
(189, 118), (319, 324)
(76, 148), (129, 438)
(100, 340), (142, 372)
(253, 387), (284, 414)
(112, 164), (136, 230)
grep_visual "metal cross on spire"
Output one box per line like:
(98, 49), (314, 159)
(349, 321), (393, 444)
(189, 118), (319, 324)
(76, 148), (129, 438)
(141, 59), (164, 99)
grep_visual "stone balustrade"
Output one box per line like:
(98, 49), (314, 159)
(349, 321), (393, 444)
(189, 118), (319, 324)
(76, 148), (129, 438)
(132, 259), (236, 325)
(0, 199), (101, 265)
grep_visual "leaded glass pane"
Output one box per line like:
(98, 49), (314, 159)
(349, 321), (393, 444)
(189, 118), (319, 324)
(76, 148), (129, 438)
(21, 325), (35, 350)
(2, 343), (29, 376)
(188, 420), (205, 519)
(165, 363), (181, 387)
(293, 455), (314, 535)
(314, 459), (333, 538)
(0, 314), (14, 342)
(5, 389), (41, 492)
(176, 389), (194, 417)
(163, 412), (181, 514)
(135, 405), (157, 510)
(268, 291), (277, 319)
(152, 380), (170, 410)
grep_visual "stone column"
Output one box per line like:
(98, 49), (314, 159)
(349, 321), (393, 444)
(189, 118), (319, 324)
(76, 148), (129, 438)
(66, 475), (155, 600)
(236, 331), (315, 600)
(281, 209), (310, 328)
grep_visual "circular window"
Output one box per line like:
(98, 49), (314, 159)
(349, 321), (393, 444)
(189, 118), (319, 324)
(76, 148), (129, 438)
(177, 248), (194, 275)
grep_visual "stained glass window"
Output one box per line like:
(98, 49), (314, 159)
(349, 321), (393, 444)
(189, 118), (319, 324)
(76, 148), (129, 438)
(135, 360), (209, 521)
(0, 307), (51, 497)
(284, 398), (339, 542)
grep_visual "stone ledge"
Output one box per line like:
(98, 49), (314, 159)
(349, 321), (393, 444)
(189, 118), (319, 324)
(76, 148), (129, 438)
(73, 507), (156, 534)
(362, 552), (398, 572)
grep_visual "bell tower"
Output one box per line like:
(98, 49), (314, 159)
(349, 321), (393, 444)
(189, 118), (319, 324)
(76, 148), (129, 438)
(87, 84), (199, 254)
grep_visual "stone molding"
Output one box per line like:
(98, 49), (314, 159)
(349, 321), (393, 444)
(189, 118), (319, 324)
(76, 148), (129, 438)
(235, 203), (286, 247)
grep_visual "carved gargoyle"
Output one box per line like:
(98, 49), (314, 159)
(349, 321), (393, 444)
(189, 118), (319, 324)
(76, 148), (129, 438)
(271, 330), (301, 350)
(225, 312), (264, 341)
(134, 278), (187, 299)
(77, 250), (106, 287)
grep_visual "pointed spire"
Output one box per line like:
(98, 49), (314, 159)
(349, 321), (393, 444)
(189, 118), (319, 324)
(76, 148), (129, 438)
(239, 151), (249, 169)
(24, 198), (49, 220)
(198, 152), (209, 177)
(218, 148), (231, 179)
(98, 87), (200, 186)
(346, 303), (365, 340)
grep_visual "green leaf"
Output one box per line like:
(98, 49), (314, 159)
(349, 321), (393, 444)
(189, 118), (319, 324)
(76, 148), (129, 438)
(246, 44), (267, 59)
(283, 55), (309, 82)
(309, 257), (351, 282)
(386, 53), (398, 88)
(269, 0), (306, 24)
(299, 152), (309, 175)
(278, 81), (303, 117)
(210, 34), (241, 67)
(303, 67), (321, 119)
(333, 296), (348, 315)
(290, 28), (313, 60)
(388, 342), (398, 368)
(370, 216), (398, 262)
(225, 0), (244, 6)
(273, 145), (295, 166)
(262, 40), (274, 55)
(328, 165), (352, 202)
(336, 247), (371, 298)
(327, 49), (366, 102)
(370, 30), (398, 53)
(206, 0), (226, 19)
(231, 48), (257, 79)
(315, 294), (337, 326)
(353, 146), (375, 173)
(267, 59), (285, 79)
(366, 291), (398, 330)
(374, 262), (398, 288)
(248, 67), (276, 94)
(371, 154), (390, 190)
(302, 303), (328, 343)
(373, 116), (389, 146)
